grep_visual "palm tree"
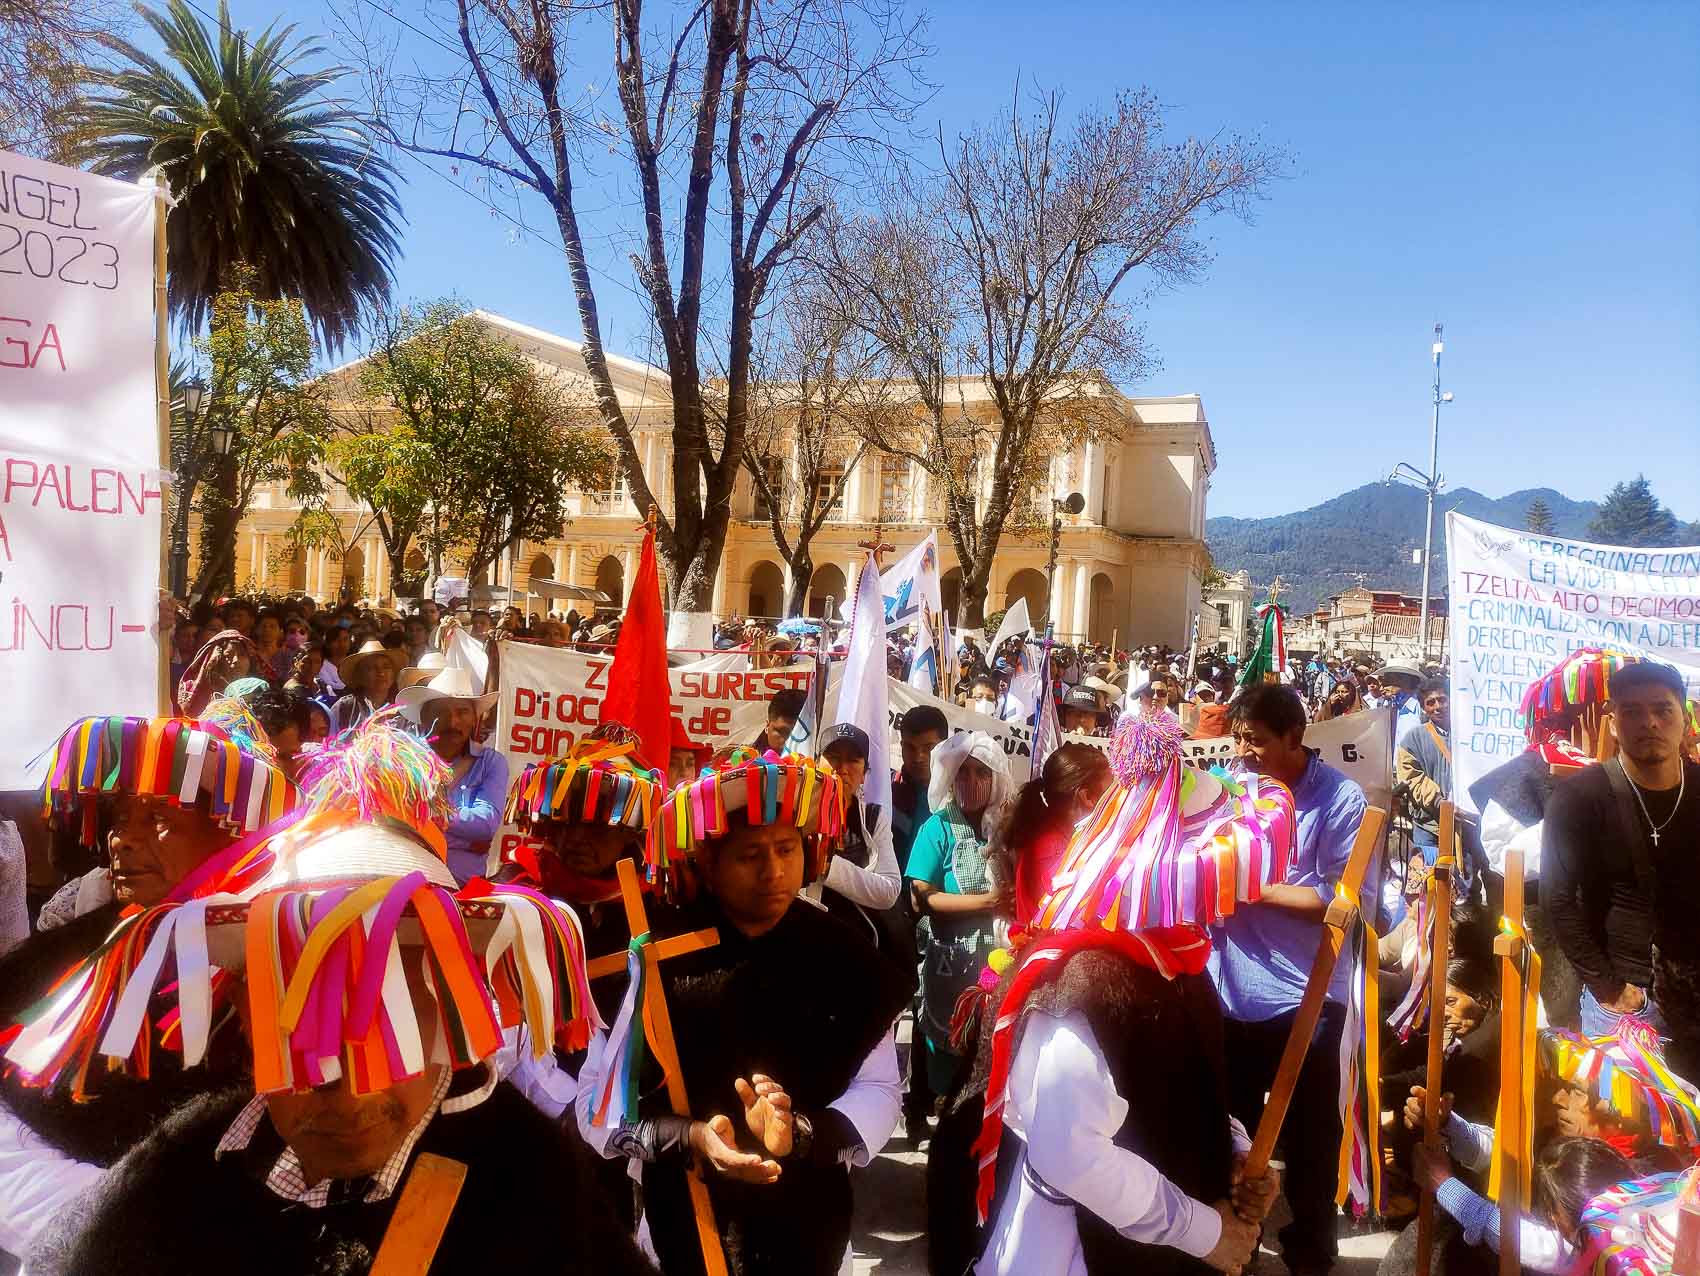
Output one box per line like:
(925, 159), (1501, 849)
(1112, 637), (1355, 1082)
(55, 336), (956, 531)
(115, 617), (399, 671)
(68, 0), (402, 350)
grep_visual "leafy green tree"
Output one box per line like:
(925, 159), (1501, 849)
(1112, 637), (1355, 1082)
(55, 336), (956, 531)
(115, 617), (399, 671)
(342, 304), (612, 589)
(1587, 476), (1683, 547)
(186, 270), (334, 595)
(0, 0), (127, 161)
(68, 0), (401, 349)
(1524, 496), (1556, 535)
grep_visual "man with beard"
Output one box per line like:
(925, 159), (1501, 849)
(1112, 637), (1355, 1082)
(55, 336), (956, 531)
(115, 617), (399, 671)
(15, 720), (655, 1276)
(577, 747), (912, 1276)
(0, 702), (297, 1259)
(398, 666), (506, 885)
(1546, 661), (1700, 1059)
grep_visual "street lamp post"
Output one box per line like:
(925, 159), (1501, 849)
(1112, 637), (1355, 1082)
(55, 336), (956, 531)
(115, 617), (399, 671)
(1043, 490), (1085, 632)
(1387, 325), (1453, 665)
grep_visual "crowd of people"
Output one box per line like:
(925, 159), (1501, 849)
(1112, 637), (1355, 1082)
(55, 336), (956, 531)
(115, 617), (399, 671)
(1, 582), (1697, 1276)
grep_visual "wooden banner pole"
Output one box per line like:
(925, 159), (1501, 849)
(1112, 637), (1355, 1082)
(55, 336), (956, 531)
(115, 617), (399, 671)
(1495, 848), (1526, 1276)
(1242, 805), (1388, 1179)
(1414, 802), (1457, 1275)
(153, 171), (172, 714)
(611, 857), (729, 1276)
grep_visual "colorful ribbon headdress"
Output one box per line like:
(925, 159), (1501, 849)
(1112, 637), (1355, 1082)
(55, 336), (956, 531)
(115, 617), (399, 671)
(5, 713), (601, 1100)
(505, 724), (664, 834)
(1545, 1022), (1700, 1153)
(646, 746), (846, 894)
(1519, 647), (1642, 734)
(1034, 712), (1295, 935)
(38, 698), (298, 848)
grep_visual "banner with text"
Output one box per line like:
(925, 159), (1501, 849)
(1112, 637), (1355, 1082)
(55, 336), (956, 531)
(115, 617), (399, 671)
(1446, 511), (1700, 812)
(490, 641), (816, 867)
(1, 152), (162, 787)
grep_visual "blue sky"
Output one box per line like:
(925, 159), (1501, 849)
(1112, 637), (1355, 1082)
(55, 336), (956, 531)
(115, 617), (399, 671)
(217, 0), (1699, 521)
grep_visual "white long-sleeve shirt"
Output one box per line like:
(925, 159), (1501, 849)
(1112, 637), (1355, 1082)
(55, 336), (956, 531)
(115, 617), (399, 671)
(976, 1010), (1249, 1276)
(1478, 799), (1544, 879)
(574, 1025), (901, 1170)
(819, 802), (900, 913)
(0, 1103), (103, 1258)
(487, 1025), (580, 1121)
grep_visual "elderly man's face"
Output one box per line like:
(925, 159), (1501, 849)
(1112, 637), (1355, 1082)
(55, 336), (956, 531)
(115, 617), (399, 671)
(108, 794), (231, 908)
(423, 700), (479, 760)
(702, 822), (804, 937)
(762, 715), (797, 753)
(264, 956), (445, 1184)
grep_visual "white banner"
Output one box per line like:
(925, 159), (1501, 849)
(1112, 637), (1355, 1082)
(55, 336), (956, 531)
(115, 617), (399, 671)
(1447, 512), (1700, 812)
(490, 641), (816, 866)
(1, 153), (162, 788)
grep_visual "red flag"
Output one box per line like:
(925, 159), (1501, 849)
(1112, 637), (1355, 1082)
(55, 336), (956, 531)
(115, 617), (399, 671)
(600, 524), (675, 773)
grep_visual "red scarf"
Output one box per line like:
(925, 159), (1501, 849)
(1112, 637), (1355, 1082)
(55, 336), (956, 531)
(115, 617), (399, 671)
(971, 924), (1211, 1223)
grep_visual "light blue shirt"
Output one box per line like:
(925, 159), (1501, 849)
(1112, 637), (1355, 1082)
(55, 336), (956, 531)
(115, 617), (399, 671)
(444, 741), (510, 885)
(1208, 751), (1369, 1022)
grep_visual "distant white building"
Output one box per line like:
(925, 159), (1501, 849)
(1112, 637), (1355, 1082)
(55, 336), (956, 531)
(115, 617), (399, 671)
(1199, 569), (1254, 659)
(217, 311), (1220, 647)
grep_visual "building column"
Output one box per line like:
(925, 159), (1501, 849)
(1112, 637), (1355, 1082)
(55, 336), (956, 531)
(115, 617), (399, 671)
(566, 543), (580, 587)
(1082, 440), (1104, 525)
(552, 545), (565, 582)
(621, 547), (636, 605)
(1072, 560), (1092, 642)
(712, 554), (730, 616)
(844, 458), (863, 523)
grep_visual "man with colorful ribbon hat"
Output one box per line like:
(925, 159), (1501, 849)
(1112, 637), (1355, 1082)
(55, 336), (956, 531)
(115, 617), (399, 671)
(576, 745), (914, 1276)
(961, 712), (1293, 1276)
(0, 697), (298, 1262)
(11, 713), (655, 1276)
(1468, 647), (1645, 1030)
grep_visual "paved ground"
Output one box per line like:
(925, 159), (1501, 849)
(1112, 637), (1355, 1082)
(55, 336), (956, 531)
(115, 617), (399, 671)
(850, 1021), (1397, 1275)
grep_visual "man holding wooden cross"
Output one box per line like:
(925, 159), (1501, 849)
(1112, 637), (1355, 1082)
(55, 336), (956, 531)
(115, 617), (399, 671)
(1212, 683), (1371, 1275)
(577, 747), (914, 1276)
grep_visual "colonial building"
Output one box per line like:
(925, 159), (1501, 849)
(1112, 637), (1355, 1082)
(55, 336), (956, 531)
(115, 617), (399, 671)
(221, 311), (1218, 647)
(1199, 569), (1254, 659)
(1286, 585), (1449, 663)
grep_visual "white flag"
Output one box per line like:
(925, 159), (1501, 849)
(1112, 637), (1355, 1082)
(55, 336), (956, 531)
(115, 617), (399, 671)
(988, 596), (1032, 662)
(833, 554), (893, 823)
(1030, 648), (1061, 779)
(841, 531), (943, 631)
(907, 612), (938, 693)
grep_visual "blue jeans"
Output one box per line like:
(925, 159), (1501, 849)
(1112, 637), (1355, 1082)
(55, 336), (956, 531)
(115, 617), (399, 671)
(1579, 983), (1668, 1038)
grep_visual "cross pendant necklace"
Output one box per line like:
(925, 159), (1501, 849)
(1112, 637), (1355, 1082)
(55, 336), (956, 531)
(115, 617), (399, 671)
(1622, 758), (1685, 848)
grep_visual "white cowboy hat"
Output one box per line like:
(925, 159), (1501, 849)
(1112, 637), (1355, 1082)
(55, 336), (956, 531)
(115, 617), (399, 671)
(340, 640), (396, 687)
(396, 651), (448, 689)
(395, 666), (498, 721)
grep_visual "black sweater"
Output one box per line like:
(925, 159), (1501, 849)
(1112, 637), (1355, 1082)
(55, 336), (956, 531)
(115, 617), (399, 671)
(1544, 759), (1700, 1001)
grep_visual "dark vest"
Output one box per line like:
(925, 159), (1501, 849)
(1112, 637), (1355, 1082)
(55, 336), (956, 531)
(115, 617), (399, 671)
(639, 897), (913, 1276)
(0, 903), (250, 1167)
(28, 1080), (658, 1276)
(1000, 947), (1234, 1276)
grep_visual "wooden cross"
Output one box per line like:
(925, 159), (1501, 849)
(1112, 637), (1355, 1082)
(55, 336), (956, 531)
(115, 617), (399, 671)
(584, 857), (728, 1276)
(1242, 805), (1387, 1177)
(857, 525), (896, 571)
(1494, 846), (1528, 1276)
(1414, 802), (1458, 1276)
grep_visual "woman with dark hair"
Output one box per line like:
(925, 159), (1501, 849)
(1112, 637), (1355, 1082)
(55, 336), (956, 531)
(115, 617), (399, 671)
(1000, 743), (1113, 927)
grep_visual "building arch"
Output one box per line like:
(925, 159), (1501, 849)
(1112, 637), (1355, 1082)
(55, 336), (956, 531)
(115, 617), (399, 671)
(1003, 568), (1047, 621)
(594, 555), (624, 611)
(808, 563), (847, 618)
(940, 566), (963, 622)
(748, 560), (785, 619)
(527, 552), (553, 581)
(340, 546), (365, 598)
(1089, 571), (1117, 644)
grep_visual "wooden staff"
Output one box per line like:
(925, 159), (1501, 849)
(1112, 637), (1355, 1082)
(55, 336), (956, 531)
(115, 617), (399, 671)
(153, 170), (172, 714)
(602, 856), (729, 1276)
(1414, 801), (1458, 1276)
(1495, 847), (1526, 1276)
(370, 1154), (467, 1276)
(1242, 805), (1389, 1178)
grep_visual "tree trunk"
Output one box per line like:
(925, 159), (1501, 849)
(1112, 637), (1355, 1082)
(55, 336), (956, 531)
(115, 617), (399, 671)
(786, 551), (813, 618)
(191, 453), (240, 598)
(958, 558), (991, 630)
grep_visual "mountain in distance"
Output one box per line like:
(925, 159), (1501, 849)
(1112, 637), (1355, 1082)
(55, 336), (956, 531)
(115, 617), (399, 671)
(1205, 484), (1601, 614)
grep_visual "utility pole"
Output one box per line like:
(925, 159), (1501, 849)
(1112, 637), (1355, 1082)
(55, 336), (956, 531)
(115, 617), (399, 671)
(1388, 324), (1453, 664)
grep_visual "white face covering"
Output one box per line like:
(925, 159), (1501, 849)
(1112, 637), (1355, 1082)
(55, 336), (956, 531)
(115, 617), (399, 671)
(969, 698), (996, 716)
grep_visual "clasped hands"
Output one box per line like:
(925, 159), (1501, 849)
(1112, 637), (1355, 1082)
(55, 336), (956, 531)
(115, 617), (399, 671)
(687, 1074), (794, 1185)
